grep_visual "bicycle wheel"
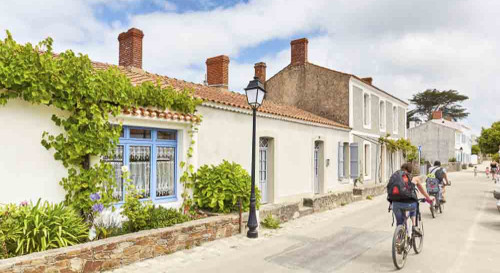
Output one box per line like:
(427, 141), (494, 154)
(413, 215), (424, 253)
(392, 225), (407, 269)
(430, 203), (435, 218)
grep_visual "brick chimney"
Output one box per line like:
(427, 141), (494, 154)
(291, 38), (308, 65)
(254, 62), (267, 83)
(118, 28), (144, 69)
(432, 110), (443, 120)
(361, 77), (373, 85)
(206, 55), (230, 89)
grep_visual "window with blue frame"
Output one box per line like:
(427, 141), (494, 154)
(103, 126), (178, 202)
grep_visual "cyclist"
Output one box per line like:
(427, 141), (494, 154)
(491, 161), (498, 181)
(389, 163), (433, 236)
(428, 161), (450, 203)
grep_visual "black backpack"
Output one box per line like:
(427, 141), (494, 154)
(387, 170), (417, 202)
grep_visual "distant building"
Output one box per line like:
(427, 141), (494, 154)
(409, 111), (472, 164)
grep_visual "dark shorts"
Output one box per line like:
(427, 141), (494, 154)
(392, 202), (417, 225)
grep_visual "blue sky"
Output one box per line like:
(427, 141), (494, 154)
(0, 0), (499, 134)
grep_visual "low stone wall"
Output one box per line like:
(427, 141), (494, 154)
(303, 190), (357, 213)
(443, 162), (461, 172)
(0, 215), (240, 273)
(304, 184), (387, 213)
(259, 201), (301, 222)
(357, 184), (386, 198)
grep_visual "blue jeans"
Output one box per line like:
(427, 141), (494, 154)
(392, 202), (417, 225)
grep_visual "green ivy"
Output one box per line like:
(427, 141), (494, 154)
(0, 31), (201, 219)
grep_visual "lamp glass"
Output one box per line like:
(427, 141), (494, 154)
(256, 89), (265, 106)
(246, 88), (258, 107)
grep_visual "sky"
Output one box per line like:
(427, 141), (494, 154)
(0, 0), (497, 134)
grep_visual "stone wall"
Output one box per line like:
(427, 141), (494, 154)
(303, 190), (357, 213)
(443, 162), (461, 172)
(265, 63), (351, 126)
(0, 215), (240, 273)
(304, 184), (386, 213)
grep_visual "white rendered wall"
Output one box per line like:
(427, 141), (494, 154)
(0, 99), (68, 204)
(196, 105), (351, 203)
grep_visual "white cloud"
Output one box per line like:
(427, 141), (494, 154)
(162, 1), (177, 11)
(0, 0), (498, 134)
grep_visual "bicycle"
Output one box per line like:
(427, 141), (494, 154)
(389, 198), (427, 270)
(429, 192), (442, 218)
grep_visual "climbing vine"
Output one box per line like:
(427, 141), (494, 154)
(378, 135), (418, 180)
(0, 31), (202, 219)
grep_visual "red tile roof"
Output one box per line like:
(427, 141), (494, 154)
(92, 62), (349, 129)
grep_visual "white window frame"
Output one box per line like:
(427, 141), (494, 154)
(363, 141), (371, 180)
(363, 92), (371, 129)
(379, 100), (386, 132)
(392, 106), (398, 134)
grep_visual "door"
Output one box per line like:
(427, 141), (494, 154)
(314, 142), (320, 194)
(259, 138), (269, 203)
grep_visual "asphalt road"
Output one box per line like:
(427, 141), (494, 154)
(111, 164), (500, 273)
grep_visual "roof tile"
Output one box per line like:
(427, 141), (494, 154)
(92, 61), (349, 129)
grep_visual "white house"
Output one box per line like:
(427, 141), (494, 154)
(0, 28), (352, 207)
(409, 110), (472, 165)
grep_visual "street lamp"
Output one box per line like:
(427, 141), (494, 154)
(460, 147), (464, 166)
(244, 76), (266, 239)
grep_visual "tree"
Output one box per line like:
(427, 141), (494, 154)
(478, 122), (500, 155)
(471, 144), (480, 155)
(409, 89), (469, 121)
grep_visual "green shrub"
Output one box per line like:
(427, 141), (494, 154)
(192, 160), (261, 213)
(366, 195), (373, 200)
(449, 157), (457, 162)
(121, 183), (153, 233)
(261, 214), (280, 229)
(0, 200), (88, 258)
(0, 205), (22, 259)
(146, 206), (190, 230)
(121, 183), (192, 233)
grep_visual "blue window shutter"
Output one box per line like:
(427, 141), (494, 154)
(338, 142), (344, 178)
(350, 143), (359, 178)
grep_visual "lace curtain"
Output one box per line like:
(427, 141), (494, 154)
(156, 147), (175, 197)
(104, 145), (124, 200)
(129, 146), (151, 198)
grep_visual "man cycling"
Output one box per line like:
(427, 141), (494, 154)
(428, 161), (450, 203)
(388, 163), (433, 236)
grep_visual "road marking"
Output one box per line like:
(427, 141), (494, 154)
(448, 191), (487, 273)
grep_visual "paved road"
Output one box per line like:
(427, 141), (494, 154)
(111, 164), (500, 273)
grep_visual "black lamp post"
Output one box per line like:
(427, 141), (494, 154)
(244, 76), (266, 239)
(460, 147), (464, 165)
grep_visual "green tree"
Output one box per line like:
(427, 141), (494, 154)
(471, 144), (480, 155)
(478, 122), (500, 155)
(409, 89), (469, 121)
